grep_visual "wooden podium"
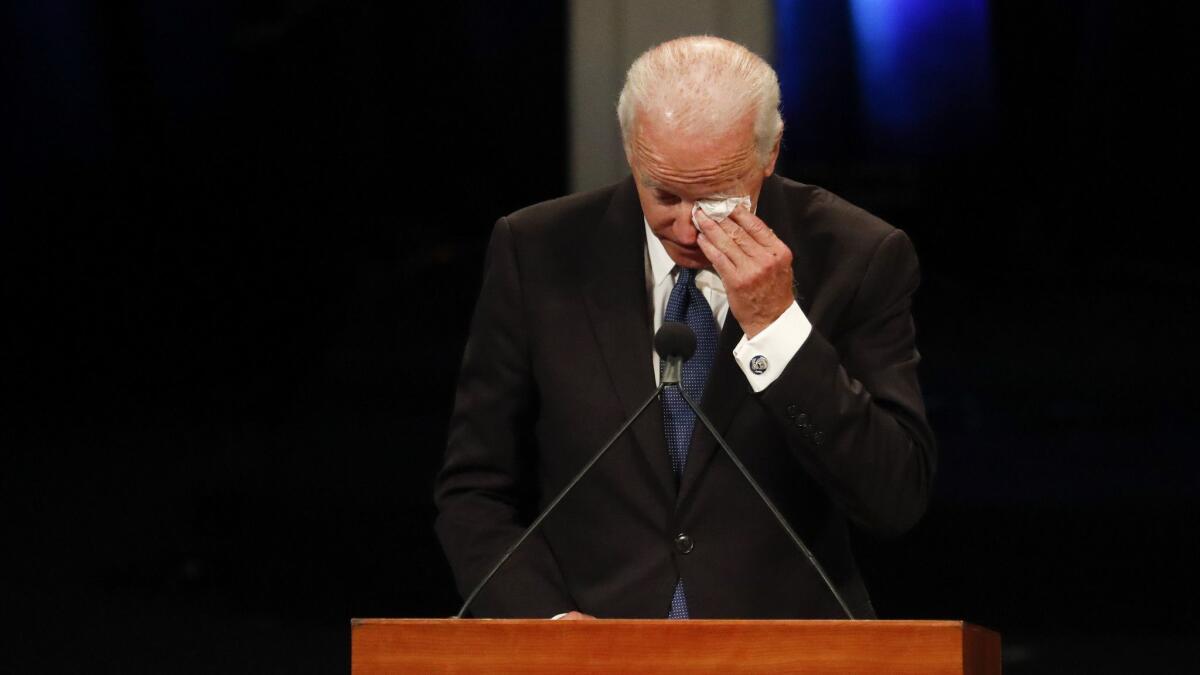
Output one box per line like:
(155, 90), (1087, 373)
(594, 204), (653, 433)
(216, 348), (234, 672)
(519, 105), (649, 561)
(352, 619), (1000, 673)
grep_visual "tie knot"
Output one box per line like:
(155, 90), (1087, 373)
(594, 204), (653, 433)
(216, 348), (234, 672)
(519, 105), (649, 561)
(675, 267), (697, 287)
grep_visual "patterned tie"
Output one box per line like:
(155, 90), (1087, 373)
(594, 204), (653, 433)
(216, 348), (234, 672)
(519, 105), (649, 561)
(660, 267), (719, 619)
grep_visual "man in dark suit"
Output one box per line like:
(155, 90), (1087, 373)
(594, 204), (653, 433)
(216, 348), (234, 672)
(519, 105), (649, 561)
(434, 36), (935, 619)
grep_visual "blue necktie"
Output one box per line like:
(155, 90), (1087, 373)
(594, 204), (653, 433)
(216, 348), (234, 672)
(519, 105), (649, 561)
(660, 267), (719, 619)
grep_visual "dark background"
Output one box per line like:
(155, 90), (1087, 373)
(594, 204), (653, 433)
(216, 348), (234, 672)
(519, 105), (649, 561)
(5, 1), (1196, 672)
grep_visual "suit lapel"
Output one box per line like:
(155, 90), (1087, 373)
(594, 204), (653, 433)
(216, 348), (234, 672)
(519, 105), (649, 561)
(676, 175), (799, 508)
(766, 176), (816, 316)
(580, 178), (677, 502)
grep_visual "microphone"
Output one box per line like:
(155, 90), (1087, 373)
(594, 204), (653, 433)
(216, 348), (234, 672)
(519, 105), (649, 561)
(663, 323), (857, 620)
(455, 326), (675, 618)
(655, 321), (694, 385)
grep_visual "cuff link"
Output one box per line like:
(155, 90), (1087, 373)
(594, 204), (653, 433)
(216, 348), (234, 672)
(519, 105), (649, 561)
(749, 354), (769, 375)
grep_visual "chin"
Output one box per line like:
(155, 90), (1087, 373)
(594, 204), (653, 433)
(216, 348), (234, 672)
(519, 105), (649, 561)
(674, 252), (711, 269)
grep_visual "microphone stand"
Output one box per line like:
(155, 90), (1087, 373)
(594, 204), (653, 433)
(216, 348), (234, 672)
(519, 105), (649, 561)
(672, 381), (857, 620)
(455, 338), (855, 620)
(455, 382), (666, 619)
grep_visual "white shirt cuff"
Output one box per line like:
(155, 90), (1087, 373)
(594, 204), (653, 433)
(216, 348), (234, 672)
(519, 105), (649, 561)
(732, 302), (812, 393)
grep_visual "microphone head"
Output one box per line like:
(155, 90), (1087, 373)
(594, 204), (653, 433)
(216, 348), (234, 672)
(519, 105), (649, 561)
(654, 322), (696, 361)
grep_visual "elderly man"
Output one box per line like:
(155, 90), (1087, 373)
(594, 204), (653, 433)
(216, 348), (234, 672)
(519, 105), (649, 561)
(435, 36), (935, 619)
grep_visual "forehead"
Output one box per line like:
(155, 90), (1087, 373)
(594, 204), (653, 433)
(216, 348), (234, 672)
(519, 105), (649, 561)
(632, 111), (758, 196)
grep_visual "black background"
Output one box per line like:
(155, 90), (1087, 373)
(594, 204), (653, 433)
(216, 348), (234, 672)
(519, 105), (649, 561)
(5, 2), (1197, 672)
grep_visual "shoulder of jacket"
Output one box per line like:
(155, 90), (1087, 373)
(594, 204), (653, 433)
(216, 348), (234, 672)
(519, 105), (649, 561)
(773, 174), (901, 253)
(502, 180), (625, 235)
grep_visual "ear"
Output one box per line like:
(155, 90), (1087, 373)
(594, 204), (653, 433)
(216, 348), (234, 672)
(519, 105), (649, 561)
(762, 134), (781, 177)
(624, 137), (638, 175)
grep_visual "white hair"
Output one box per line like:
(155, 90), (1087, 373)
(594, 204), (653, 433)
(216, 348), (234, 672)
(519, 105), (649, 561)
(617, 35), (784, 166)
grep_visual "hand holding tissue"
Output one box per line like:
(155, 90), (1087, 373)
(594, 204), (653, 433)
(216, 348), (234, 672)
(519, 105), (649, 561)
(691, 195), (751, 231)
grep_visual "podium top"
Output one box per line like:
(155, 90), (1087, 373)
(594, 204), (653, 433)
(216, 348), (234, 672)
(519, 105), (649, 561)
(352, 619), (1000, 674)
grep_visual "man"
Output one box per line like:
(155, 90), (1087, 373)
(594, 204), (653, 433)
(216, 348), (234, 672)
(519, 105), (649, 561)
(435, 36), (935, 619)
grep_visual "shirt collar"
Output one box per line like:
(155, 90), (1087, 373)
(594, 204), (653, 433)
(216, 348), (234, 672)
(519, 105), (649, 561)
(644, 219), (677, 286)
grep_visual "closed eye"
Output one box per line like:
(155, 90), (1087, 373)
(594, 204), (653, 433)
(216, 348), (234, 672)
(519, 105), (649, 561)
(654, 190), (681, 205)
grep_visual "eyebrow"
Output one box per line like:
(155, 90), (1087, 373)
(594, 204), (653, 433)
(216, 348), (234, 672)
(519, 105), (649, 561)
(645, 180), (740, 201)
(639, 168), (746, 199)
(644, 178), (733, 194)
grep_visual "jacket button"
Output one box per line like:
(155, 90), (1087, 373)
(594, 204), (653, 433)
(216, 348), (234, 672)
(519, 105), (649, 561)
(792, 412), (810, 426)
(674, 533), (694, 554)
(811, 430), (826, 446)
(794, 419), (811, 437)
(786, 404), (800, 418)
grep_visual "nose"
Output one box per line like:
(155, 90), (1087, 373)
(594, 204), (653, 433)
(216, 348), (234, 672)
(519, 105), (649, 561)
(674, 201), (698, 244)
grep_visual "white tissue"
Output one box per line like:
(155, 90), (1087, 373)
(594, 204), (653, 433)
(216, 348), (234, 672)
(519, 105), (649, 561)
(692, 195), (752, 231)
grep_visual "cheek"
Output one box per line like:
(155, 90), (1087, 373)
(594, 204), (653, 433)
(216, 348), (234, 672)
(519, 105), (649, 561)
(643, 202), (675, 227)
(638, 195), (693, 237)
(654, 207), (691, 235)
(648, 218), (674, 240)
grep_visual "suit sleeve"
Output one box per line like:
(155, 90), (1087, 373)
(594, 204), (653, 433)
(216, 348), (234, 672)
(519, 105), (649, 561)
(758, 228), (937, 539)
(434, 216), (575, 617)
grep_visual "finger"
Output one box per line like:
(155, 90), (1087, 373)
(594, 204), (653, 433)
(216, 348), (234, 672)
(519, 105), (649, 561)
(697, 230), (739, 276)
(728, 207), (793, 264)
(695, 211), (750, 268)
(714, 212), (768, 260)
(727, 206), (778, 249)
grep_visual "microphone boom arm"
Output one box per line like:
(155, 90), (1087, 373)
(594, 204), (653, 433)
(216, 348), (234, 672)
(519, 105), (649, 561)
(675, 385), (857, 620)
(455, 382), (667, 618)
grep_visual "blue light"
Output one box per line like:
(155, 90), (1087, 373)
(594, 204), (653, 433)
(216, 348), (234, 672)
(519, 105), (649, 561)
(848, 0), (993, 153)
(775, 0), (993, 156)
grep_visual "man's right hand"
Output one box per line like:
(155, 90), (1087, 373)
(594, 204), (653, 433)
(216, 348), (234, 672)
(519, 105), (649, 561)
(556, 611), (597, 620)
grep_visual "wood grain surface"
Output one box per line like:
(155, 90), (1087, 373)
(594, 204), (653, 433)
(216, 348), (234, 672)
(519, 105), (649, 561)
(351, 619), (1000, 674)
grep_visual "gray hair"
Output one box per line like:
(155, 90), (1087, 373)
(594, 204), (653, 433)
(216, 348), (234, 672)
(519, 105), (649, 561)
(617, 35), (784, 166)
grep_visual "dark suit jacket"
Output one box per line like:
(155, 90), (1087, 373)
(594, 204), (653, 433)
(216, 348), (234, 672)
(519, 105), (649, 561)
(434, 174), (936, 618)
